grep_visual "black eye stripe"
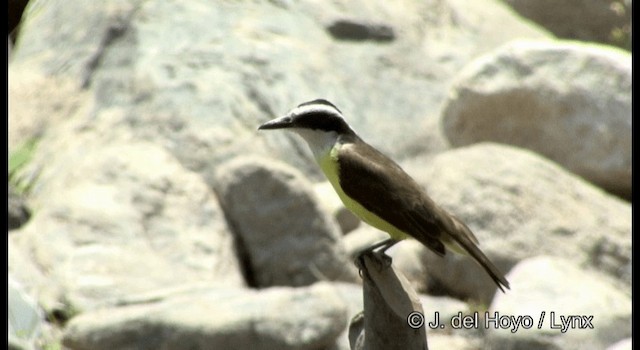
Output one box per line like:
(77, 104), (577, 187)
(295, 111), (351, 133)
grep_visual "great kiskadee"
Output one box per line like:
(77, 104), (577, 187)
(258, 99), (509, 292)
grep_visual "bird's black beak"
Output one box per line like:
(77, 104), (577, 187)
(258, 115), (293, 130)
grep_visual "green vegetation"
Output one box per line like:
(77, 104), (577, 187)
(42, 341), (63, 350)
(9, 138), (39, 194)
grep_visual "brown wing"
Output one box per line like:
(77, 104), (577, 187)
(337, 138), (446, 256)
(338, 137), (510, 291)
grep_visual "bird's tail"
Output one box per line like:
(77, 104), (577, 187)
(444, 215), (510, 292)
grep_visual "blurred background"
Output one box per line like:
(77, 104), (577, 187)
(8, 1), (631, 349)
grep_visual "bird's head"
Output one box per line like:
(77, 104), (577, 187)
(258, 99), (356, 157)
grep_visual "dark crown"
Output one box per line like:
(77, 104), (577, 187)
(293, 99), (354, 135)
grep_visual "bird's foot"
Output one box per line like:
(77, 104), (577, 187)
(378, 251), (392, 267)
(354, 241), (395, 276)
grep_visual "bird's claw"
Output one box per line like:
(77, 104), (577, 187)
(354, 249), (393, 278)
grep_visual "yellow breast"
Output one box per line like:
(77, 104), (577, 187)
(317, 144), (410, 241)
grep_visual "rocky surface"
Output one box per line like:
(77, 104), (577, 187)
(214, 156), (357, 287)
(441, 40), (632, 199)
(9, 0), (551, 175)
(8, 277), (43, 350)
(8, 185), (30, 230)
(404, 143), (631, 303)
(487, 256), (631, 350)
(8, 0), (630, 349)
(9, 141), (245, 315)
(62, 282), (349, 350)
(607, 338), (633, 350)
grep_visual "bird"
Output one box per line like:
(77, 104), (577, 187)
(258, 98), (509, 292)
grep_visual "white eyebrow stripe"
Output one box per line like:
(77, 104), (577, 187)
(289, 104), (344, 118)
(298, 99), (341, 111)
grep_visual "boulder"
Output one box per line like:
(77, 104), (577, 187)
(10, 142), (244, 313)
(486, 256), (631, 350)
(214, 156), (357, 287)
(63, 282), (348, 350)
(403, 143), (630, 303)
(441, 40), (631, 199)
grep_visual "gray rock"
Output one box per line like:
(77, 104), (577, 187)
(441, 40), (631, 199)
(333, 282), (365, 316)
(8, 65), (90, 151)
(388, 240), (430, 293)
(9, 335), (27, 350)
(8, 238), (58, 315)
(341, 225), (388, 259)
(331, 283), (364, 350)
(214, 156), (357, 287)
(486, 256), (631, 350)
(607, 338), (632, 350)
(403, 143), (631, 303)
(326, 19), (395, 42)
(418, 295), (470, 332)
(429, 334), (481, 350)
(503, 0), (631, 49)
(62, 282), (349, 350)
(10, 141), (244, 312)
(8, 185), (30, 230)
(9, 0), (550, 177)
(8, 277), (43, 350)
(5, 0), (574, 346)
